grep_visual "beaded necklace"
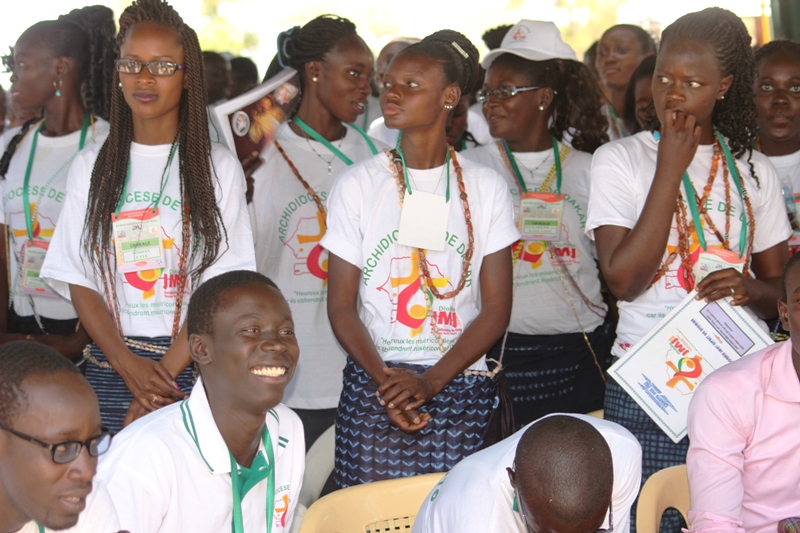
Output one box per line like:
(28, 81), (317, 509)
(274, 139), (327, 224)
(650, 133), (756, 289)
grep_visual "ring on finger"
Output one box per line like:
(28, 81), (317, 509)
(150, 394), (158, 406)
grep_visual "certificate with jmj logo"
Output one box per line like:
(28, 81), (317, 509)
(608, 291), (772, 443)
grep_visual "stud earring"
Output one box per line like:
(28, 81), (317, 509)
(444, 104), (454, 110)
(312, 76), (318, 83)
(539, 105), (545, 111)
(720, 95), (725, 100)
(118, 82), (123, 89)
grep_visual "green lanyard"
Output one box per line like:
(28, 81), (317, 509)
(501, 136), (563, 195)
(115, 142), (177, 218)
(654, 129), (748, 257)
(22, 114), (89, 242)
(181, 400), (275, 533)
(608, 104), (627, 138)
(294, 116), (378, 166)
(396, 132), (451, 202)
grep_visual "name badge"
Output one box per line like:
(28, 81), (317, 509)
(21, 240), (56, 297)
(694, 247), (745, 283)
(519, 192), (563, 241)
(112, 208), (166, 274)
(397, 190), (449, 251)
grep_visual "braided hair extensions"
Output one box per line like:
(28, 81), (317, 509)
(660, 7), (760, 184)
(82, 0), (226, 286)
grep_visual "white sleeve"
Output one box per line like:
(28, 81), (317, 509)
(745, 155), (792, 253)
(610, 435), (643, 533)
(484, 170), (521, 255)
(200, 148), (256, 283)
(320, 169), (364, 268)
(585, 143), (639, 239)
(40, 151), (99, 299)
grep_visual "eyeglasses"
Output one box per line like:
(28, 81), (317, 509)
(115, 59), (186, 77)
(476, 85), (541, 103)
(0, 424), (113, 464)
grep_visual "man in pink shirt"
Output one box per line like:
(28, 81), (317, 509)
(687, 253), (800, 533)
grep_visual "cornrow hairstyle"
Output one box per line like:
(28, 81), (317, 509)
(273, 14), (359, 93)
(755, 39), (800, 68)
(0, 341), (81, 426)
(82, 0), (227, 288)
(660, 7), (760, 184)
(400, 30), (481, 95)
(490, 53), (609, 153)
(603, 24), (657, 55)
(482, 25), (513, 51)
(623, 54), (657, 134)
(187, 270), (279, 336)
(0, 6), (115, 179)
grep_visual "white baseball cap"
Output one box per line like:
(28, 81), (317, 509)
(482, 20), (577, 69)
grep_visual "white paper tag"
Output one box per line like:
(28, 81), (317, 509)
(397, 190), (449, 251)
(20, 241), (56, 297)
(693, 248), (745, 284)
(519, 193), (563, 241)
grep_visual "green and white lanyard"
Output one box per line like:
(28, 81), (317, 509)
(653, 128), (748, 258)
(501, 135), (563, 195)
(115, 142), (178, 218)
(396, 132), (451, 201)
(22, 114), (90, 242)
(293, 115), (378, 164)
(180, 400), (276, 533)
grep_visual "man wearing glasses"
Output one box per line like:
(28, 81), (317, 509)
(414, 414), (642, 533)
(0, 341), (119, 533)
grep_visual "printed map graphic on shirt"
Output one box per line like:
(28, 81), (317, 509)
(283, 210), (328, 283)
(377, 249), (462, 338)
(9, 203), (56, 240)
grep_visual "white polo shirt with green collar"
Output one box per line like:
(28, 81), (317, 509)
(97, 378), (304, 533)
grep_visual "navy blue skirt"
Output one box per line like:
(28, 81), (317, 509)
(85, 336), (195, 431)
(334, 358), (495, 488)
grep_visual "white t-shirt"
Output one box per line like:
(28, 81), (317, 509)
(17, 479), (120, 533)
(412, 413), (642, 533)
(463, 141), (606, 335)
(586, 131), (791, 352)
(320, 151), (519, 369)
(41, 142), (256, 337)
(768, 149), (800, 207)
(249, 122), (385, 409)
(1, 119), (109, 320)
(97, 379), (305, 533)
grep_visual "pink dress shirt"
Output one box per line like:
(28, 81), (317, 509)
(687, 340), (800, 533)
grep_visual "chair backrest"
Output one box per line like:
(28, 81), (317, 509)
(298, 424), (336, 509)
(587, 409), (604, 419)
(636, 464), (690, 533)
(299, 472), (446, 533)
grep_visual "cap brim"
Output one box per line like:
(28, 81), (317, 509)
(482, 47), (577, 69)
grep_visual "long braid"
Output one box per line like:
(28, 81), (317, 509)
(661, 7), (760, 185)
(83, 0), (225, 289)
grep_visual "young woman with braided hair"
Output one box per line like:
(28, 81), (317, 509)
(249, 14), (384, 451)
(322, 30), (518, 487)
(42, 0), (255, 431)
(0, 6), (114, 360)
(464, 20), (613, 428)
(587, 8), (790, 531)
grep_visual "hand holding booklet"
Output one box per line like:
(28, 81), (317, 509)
(608, 291), (772, 443)
(211, 68), (301, 159)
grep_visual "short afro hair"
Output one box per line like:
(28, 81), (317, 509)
(187, 270), (279, 336)
(0, 341), (81, 426)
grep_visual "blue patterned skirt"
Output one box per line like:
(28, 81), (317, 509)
(85, 336), (195, 432)
(334, 358), (495, 488)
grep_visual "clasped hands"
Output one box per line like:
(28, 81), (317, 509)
(376, 367), (436, 434)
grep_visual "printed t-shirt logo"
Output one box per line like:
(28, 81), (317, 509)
(378, 249), (461, 337)
(284, 210), (328, 283)
(513, 225), (578, 271)
(274, 492), (290, 527)
(11, 203), (55, 240)
(122, 228), (180, 300)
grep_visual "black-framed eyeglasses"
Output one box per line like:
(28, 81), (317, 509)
(115, 59), (186, 77)
(0, 424), (113, 464)
(476, 85), (541, 103)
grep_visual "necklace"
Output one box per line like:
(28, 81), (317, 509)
(650, 135), (756, 289)
(407, 163), (447, 196)
(293, 119), (346, 175)
(274, 139), (327, 223)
